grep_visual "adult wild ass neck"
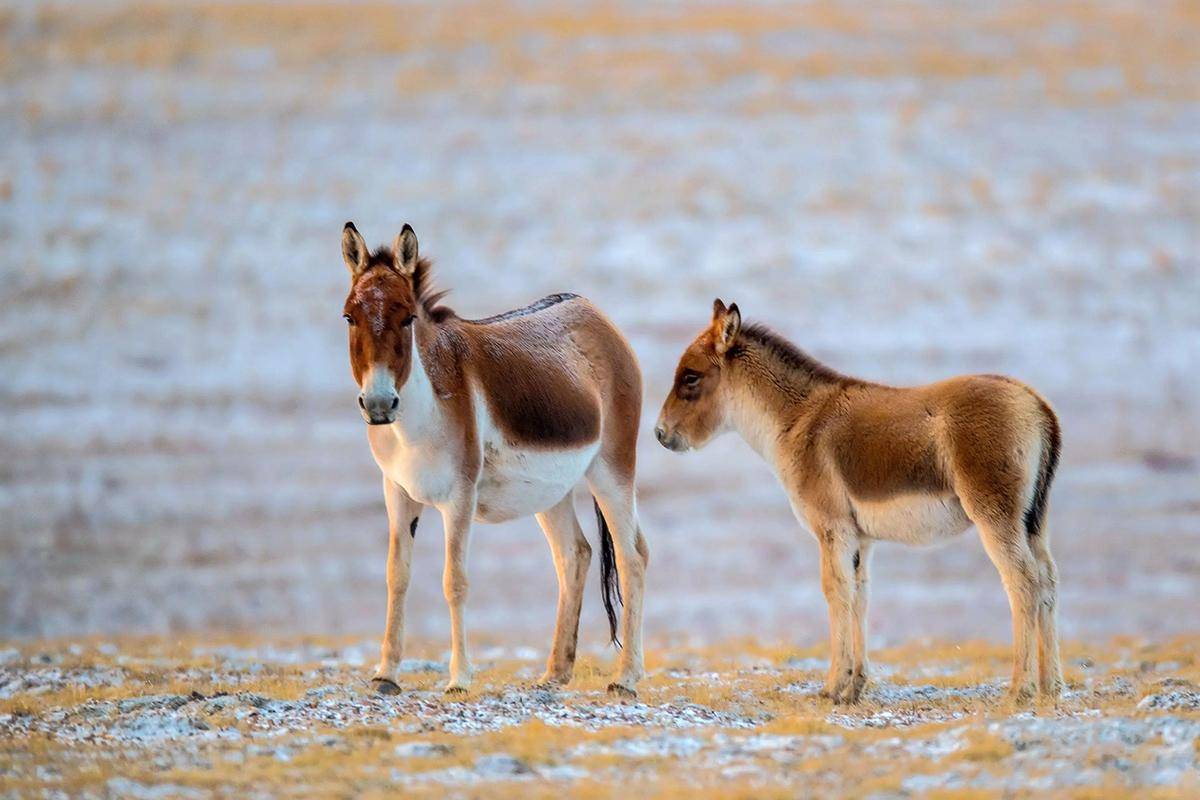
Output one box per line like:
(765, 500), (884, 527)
(341, 222), (649, 697)
(655, 300), (1063, 705)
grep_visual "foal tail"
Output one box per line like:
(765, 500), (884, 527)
(1024, 401), (1062, 538)
(594, 498), (622, 648)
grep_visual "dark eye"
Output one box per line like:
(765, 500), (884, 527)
(682, 372), (700, 387)
(400, 315), (415, 327)
(343, 314), (354, 325)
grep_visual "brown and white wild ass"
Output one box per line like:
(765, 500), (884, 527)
(655, 300), (1063, 705)
(341, 222), (648, 697)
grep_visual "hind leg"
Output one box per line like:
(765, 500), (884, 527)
(1029, 529), (1064, 697)
(973, 516), (1040, 703)
(587, 461), (647, 697)
(534, 493), (592, 687)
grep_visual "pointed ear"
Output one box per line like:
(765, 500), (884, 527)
(393, 224), (418, 276)
(342, 222), (368, 278)
(712, 298), (728, 320)
(713, 302), (741, 355)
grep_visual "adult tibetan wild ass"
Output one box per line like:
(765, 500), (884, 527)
(655, 300), (1062, 705)
(341, 223), (648, 697)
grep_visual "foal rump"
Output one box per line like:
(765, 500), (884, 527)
(1024, 400), (1062, 538)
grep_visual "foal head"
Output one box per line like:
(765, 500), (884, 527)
(654, 299), (742, 452)
(341, 222), (427, 425)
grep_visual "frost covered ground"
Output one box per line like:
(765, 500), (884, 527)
(0, 1), (1198, 795)
(2, 636), (1199, 797)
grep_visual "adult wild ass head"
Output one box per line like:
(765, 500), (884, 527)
(341, 222), (444, 425)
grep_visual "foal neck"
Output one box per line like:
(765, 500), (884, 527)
(724, 328), (844, 459)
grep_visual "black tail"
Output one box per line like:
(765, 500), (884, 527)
(595, 498), (622, 648)
(1024, 403), (1061, 538)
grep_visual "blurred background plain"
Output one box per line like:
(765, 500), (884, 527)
(1, 1), (1197, 650)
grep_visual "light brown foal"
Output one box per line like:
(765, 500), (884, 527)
(342, 223), (649, 697)
(656, 300), (1063, 705)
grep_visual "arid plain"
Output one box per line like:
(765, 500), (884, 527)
(1, 2), (1198, 796)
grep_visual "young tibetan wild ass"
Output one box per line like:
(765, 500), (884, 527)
(341, 223), (648, 697)
(655, 300), (1062, 705)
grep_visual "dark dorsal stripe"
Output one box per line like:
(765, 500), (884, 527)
(466, 293), (581, 325)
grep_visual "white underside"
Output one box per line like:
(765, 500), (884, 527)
(474, 437), (600, 523)
(366, 372), (599, 523)
(851, 493), (973, 546)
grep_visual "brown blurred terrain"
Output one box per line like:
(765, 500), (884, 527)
(1, 1), (1198, 651)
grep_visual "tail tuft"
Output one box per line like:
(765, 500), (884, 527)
(595, 498), (623, 648)
(1025, 404), (1061, 538)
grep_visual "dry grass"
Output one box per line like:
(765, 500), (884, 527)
(8, 0), (1198, 122)
(5, 634), (1196, 797)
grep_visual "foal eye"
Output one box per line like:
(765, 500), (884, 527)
(682, 373), (700, 387)
(343, 314), (354, 325)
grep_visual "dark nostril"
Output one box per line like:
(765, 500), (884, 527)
(358, 395), (366, 410)
(390, 396), (399, 410)
(654, 425), (666, 443)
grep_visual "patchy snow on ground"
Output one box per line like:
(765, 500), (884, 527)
(1, 637), (1198, 796)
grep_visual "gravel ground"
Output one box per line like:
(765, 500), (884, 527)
(1, 637), (1198, 797)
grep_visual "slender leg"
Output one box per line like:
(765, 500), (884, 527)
(848, 539), (873, 702)
(975, 518), (1040, 703)
(439, 493), (476, 694)
(587, 463), (648, 697)
(534, 492), (592, 686)
(1029, 528), (1064, 697)
(371, 478), (423, 694)
(811, 520), (859, 704)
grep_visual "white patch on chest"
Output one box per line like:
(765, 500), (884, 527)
(852, 493), (972, 546)
(368, 426), (460, 507)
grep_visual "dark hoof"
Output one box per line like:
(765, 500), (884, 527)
(444, 686), (469, 697)
(371, 678), (401, 696)
(606, 683), (637, 699)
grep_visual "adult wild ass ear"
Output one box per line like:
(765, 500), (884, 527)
(393, 224), (419, 277)
(712, 299), (741, 355)
(342, 221), (368, 278)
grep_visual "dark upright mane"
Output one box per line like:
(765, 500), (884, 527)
(369, 246), (454, 322)
(734, 322), (850, 385)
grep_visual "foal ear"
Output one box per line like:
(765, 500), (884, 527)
(713, 302), (741, 355)
(712, 298), (728, 319)
(393, 224), (419, 276)
(342, 222), (368, 277)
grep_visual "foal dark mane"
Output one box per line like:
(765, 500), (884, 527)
(368, 246), (454, 322)
(734, 322), (850, 385)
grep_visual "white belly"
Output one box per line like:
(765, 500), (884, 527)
(853, 493), (972, 546)
(474, 438), (598, 523)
